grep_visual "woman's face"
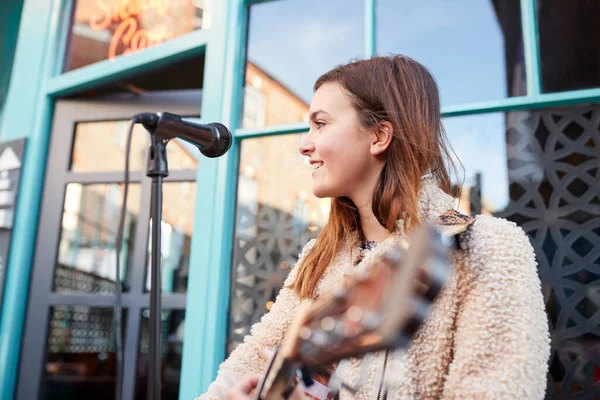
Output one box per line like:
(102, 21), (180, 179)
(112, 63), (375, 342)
(300, 82), (381, 201)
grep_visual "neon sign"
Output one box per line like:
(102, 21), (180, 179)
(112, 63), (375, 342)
(89, 0), (176, 60)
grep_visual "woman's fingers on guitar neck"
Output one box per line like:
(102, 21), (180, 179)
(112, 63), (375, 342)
(261, 347), (275, 361)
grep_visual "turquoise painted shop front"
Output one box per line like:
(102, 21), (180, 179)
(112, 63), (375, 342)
(0, 0), (599, 399)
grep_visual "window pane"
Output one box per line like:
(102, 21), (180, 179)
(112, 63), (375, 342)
(42, 306), (125, 400)
(538, 1), (600, 93)
(65, 0), (212, 71)
(71, 121), (200, 172)
(229, 106), (599, 394)
(55, 183), (140, 293)
(444, 113), (509, 213)
(145, 182), (197, 293)
(446, 106), (599, 397)
(242, 0), (364, 128)
(135, 309), (185, 400)
(377, 0), (526, 105)
(71, 121), (149, 172)
(227, 134), (328, 353)
(166, 139), (201, 170)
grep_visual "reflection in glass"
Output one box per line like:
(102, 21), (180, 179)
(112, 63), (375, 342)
(145, 182), (196, 293)
(377, 0), (525, 105)
(135, 309), (185, 400)
(166, 139), (201, 170)
(42, 306), (124, 400)
(55, 183), (140, 293)
(71, 121), (200, 173)
(446, 106), (600, 397)
(443, 112), (509, 214)
(242, 0), (364, 128)
(65, 0), (212, 71)
(227, 134), (329, 353)
(538, 1), (600, 93)
(71, 121), (149, 172)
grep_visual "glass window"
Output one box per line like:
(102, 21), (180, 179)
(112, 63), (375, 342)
(65, 0), (212, 71)
(227, 134), (328, 353)
(135, 309), (185, 400)
(230, 106), (599, 394)
(71, 121), (200, 172)
(538, 1), (600, 93)
(377, 0), (526, 105)
(55, 183), (141, 293)
(145, 182), (196, 293)
(42, 306), (125, 399)
(242, 0), (364, 128)
(443, 112), (510, 214)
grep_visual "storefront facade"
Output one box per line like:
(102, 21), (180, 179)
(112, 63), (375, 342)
(0, 0), (598, 399)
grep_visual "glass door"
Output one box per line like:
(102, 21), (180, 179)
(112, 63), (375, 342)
(17, 93), (201, 400)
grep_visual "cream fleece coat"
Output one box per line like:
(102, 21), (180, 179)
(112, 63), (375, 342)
(198, 178), (551, 399)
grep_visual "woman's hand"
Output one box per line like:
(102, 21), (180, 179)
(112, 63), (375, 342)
(225, 373), (306, 400)
(226, 373), (261, 400)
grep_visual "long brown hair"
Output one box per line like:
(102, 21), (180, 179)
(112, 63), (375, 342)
(289, 55), (459, 299)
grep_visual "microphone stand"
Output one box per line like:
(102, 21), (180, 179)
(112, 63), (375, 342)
(135, 111), (230, 400)
(143, 124), (169, 400)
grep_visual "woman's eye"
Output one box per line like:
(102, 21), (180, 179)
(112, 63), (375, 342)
(316, 121), (326, 128)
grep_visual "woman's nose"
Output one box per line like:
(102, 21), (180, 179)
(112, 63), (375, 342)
(299, 135), (315, 156)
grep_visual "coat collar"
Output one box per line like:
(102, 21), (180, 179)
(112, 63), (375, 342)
(382, 175), (457, 235)
(415, 176), (457, 223)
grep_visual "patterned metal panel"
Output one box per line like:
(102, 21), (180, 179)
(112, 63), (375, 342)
(227, 202), (318, 354)
(497, 106), (600, 398)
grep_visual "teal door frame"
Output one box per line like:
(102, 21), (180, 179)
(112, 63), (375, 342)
(0, 1), (67, 399)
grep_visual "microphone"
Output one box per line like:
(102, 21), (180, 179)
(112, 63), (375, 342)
(135, 111), (232, 158)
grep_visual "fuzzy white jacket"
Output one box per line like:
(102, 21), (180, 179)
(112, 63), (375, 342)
(198, 178), (551, 399)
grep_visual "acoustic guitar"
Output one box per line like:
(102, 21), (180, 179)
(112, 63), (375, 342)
(254, 223), (456, 400)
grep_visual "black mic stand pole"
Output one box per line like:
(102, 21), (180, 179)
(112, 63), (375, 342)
(144, 125), (169, 400)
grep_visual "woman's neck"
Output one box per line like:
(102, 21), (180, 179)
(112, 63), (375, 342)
(355, 201), (391, 242)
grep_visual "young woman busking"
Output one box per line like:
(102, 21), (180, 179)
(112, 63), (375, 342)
(198, 55), (550, 400)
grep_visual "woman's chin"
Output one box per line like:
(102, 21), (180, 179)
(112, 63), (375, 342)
(312, 185), (330, 199)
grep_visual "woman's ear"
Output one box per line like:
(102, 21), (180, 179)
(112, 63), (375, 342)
(370, 121), (394, 156)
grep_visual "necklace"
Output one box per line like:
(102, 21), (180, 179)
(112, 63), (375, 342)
(361, 240), (379, 251)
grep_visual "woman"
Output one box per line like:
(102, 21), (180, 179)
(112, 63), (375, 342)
(198, 55), (550, 400)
